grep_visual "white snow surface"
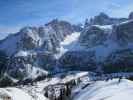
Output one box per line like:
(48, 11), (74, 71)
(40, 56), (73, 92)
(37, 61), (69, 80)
(0, 72), (133, 100)
(0, 71), (88, 100)
(0, 87), (48, 100)
(93, 25), (112, 31)
(55, 32), (84, 58)
(15, 50), (29, 57)
(74, 79), (133, 100)
(60, 32), (83, 51)
(25, 64), (48, 79)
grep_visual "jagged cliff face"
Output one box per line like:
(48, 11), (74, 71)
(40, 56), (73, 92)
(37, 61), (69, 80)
(60, 14), (133, 72)
(0, 20), (82, 82)
(89, 13), (127, 26)
(113, 21), (133, 45)
(46, 19), (75, 39)
(79, 26), (109, 48)
(7, 51), (55, 80)
(0, 19), (82, 55)
(0, 13), (133, 83)
(103, 49), (133, 73)
(58, 51), (96, 71)
(78, 20), (133, 72)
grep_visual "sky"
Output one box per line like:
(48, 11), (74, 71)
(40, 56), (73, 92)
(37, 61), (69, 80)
(0, 0), (133, 39)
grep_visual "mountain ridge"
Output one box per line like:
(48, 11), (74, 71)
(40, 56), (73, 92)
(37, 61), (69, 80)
(0, 13), (133, 86)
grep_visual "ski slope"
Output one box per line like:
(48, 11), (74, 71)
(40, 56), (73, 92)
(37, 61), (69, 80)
(0, 88), (48, 100)
(74, 79), (133, 100)
(0, 71), (88, 100)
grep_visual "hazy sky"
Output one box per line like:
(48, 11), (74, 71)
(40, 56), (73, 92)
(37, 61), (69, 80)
(0, 0), (133, 35)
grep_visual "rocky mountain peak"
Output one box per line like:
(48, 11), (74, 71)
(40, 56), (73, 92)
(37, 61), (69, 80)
(79, 25), (110, 48)
(89, 13), (127, 26)
(0, 13), (133, 85)
(89, 12), (110, 25)
(97, 12), (109, 19)
(129, 12), (133, 19)
(0, 19), (83, 82)
(113, 20), (133, 45)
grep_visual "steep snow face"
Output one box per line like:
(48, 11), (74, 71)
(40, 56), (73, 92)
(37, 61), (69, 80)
(60, 32), (83, 51)
(74, 79), (133, 100)
(61, 32), (80, 47)
(55, 32), (84, 59)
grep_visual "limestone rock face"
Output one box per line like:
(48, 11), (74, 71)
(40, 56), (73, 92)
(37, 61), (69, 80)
(129, 12), (133, 19)
(6, 50), (58, 81)
(89, 12), (127, 26)
(0, 13), (133, 83)
(77, 17), (133, 73)
(19, 27), (40, 50)
(105, 49), (133, 64)
(58, 51), (97, 71)
(46, 19), (75, 40)
(0, 19), (81, 56)
(113, 20), (133, 45)
(103, 49), (133, 73)
(0, 20), (82, 81)
(79, 26), (109, 48)
(7, 52), (49, 80)
(90, 13), (110, 25)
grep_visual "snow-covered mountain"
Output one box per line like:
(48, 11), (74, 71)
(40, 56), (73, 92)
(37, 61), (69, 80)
(85, 12), (128, 26)
(0, 20), (82, 56)
(73, 78), (133, 100)
(59, 19), (133, 72)
(0, 19), (82, 84)
(0, 13), (133, 82)
(0, 12), (133, 100)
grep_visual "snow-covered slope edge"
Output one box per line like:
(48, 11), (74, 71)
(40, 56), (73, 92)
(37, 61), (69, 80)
(0, 71), (88, 100)
(74, 79), (133, 100)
